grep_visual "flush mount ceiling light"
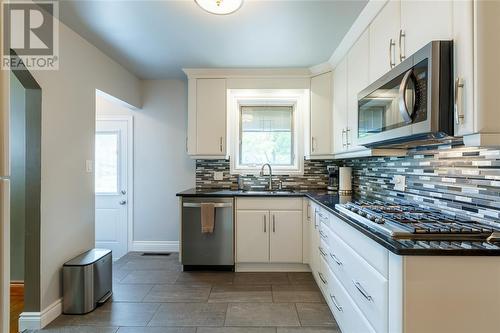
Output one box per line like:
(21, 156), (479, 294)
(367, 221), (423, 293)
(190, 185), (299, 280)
(195, 0), (243, 15)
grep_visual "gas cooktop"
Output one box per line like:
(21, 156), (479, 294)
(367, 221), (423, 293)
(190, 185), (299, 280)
(336, 200), (500, 242)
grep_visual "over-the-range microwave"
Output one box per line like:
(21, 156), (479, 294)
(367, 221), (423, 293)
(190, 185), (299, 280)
(357, 41), (454, 148)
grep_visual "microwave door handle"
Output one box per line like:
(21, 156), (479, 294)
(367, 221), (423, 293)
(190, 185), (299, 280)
(398, 69), (415, 124)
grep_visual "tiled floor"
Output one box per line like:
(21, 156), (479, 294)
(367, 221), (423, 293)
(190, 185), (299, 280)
(31, 252), (340, 333)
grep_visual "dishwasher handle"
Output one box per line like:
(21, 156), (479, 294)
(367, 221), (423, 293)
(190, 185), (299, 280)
(183, 202), (233, 208)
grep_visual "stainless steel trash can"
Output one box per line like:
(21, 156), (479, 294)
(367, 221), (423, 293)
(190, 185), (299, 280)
(63, 248), (113, 314)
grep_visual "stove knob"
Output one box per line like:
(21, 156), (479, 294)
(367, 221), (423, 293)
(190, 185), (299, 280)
(375, 218), (384, 224)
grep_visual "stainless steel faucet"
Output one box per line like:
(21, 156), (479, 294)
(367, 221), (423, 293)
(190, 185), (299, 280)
(260, 163), (273, 191)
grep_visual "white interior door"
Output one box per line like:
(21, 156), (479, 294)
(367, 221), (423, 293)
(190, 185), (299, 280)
(95, 119), (129, 259)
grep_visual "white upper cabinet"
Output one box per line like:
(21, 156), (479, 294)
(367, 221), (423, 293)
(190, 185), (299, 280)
(187, 78), (226, 158)
(333, 58), (348, 155)
(369, 0), (401, 82)
(453, 0), (474, 136)
(346, 30), (370, 152)
(467, 0), (500, 145)
(400, 0), (453, 59)
(195, 78), (226, 156)
(309, 72), (333, 157)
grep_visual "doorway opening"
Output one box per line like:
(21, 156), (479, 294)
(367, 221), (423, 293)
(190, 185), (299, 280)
(7, 53), (42, 333)
(95, 92), (134, 260)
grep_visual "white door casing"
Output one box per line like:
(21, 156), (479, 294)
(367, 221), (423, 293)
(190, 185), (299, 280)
(95, 117), (133, 260)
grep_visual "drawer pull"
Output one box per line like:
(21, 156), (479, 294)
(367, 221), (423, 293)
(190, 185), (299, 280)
(329, 252), (342, 266)
(330, 294), (343, 312)
(318, 246), (327, 257)
(319, 230), (328, 240)
(353, 280), (373, 302)
(318, 272), (327, 285)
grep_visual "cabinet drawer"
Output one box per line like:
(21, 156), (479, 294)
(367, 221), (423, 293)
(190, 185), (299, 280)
(236, 198), (302, 210)
(324, 262), (376, 333)
(329, 213), (388, 277)
(327, 230), (388, 333)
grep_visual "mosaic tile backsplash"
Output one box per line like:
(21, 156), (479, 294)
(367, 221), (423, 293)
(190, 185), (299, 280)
(345, 144), (500, 224)
(196, 159), (335, 190)
(195, 144), (500, 223)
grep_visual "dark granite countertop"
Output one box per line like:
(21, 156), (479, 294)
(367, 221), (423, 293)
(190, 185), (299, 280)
(177, 188), (500, 256)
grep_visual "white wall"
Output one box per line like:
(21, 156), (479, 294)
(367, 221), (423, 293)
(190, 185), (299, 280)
(97, 80), (195, 248)
(28, 21), (141, 312)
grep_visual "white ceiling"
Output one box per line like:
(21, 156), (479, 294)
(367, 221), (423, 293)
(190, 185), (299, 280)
(59, 0), (367, 79)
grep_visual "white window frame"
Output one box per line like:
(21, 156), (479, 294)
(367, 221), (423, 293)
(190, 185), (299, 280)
(228, 89), (308, 175)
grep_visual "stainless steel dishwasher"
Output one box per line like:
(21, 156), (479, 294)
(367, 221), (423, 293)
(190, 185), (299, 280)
(181, 197), (234, 270)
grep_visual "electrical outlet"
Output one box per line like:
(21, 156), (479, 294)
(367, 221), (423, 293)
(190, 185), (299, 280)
(214, 171), (224, 181)
(393, 175), (406, 192)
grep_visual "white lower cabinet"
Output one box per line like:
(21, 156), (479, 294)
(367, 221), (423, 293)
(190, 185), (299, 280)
(326, 261), (377, 333)
(306, 200), (500, 333)
(269, 210), (302, 263)
(236, 210), (269, 263)
(236, 199), (303, 264)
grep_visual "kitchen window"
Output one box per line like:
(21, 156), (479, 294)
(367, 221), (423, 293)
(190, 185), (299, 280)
(228, 89), (307, 175)
(239, 105), (294, 167)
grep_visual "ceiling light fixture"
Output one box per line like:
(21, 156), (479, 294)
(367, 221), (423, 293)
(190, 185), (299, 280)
(195, 0), (243, 15)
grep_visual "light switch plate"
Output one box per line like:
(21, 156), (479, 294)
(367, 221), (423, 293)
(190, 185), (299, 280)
(214, 171), (223, 181)
(86, 160), (93, 173)
(393, 175), (406, 191)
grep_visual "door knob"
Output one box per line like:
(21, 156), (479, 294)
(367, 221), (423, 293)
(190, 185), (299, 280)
(121, 190), (127, 195)
(119, 200), (127, 205)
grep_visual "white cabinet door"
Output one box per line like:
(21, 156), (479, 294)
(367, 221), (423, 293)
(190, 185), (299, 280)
(332, 58), (348, 154)
(310, 72), (332, 156)
(453, 0), (474, 136)
(347, 30), (370, 151)
(369, 0), (401, 82)
(400, 0), (453, 58)
(270, 210), (303, 263)
(196, 78), (226, 156)
(236, 210), (269, 263)
(310, 205), (321, 280)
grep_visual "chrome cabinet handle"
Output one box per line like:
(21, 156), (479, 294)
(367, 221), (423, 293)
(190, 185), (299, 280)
(318, 272), (327, 285)
(264, 215), (267, 233)
(345, 128), (351, 147)
(318, 246), (327, 257)
(330, 294), (343, 312)
(311, 137), (316, 153)
(119, 200), (127, 205)
(272, 215), (276, 233)
(399, 29), (406, 62)
(307, 204), (311, 219)
(389, 38), (396, 68)
(398, 69), (416, 124)
(353, 280), (373, 302)
(219, 137), (223, 152)
(319, 230), (328, 240)
(341, 129), (346, 148)
(454, 77), (465, 125)
(330, 252), (342, 266)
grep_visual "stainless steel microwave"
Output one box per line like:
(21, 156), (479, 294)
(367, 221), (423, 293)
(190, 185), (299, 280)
(357, 41), (454, 148)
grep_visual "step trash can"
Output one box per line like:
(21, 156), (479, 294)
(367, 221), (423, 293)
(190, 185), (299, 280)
(62, 248), (113, 314)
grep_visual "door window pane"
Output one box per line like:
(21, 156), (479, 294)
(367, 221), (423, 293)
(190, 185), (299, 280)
(95, 132), (119, 193)
(240, 106), (293, 166)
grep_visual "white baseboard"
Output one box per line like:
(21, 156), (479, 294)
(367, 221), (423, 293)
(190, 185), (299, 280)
(19, 298), (62, 331)
(236, 263), (311, 272)
(131, 241), (179, 253)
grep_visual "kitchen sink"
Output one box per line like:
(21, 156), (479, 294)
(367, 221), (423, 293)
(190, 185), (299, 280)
(240, 190), (296, 195)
